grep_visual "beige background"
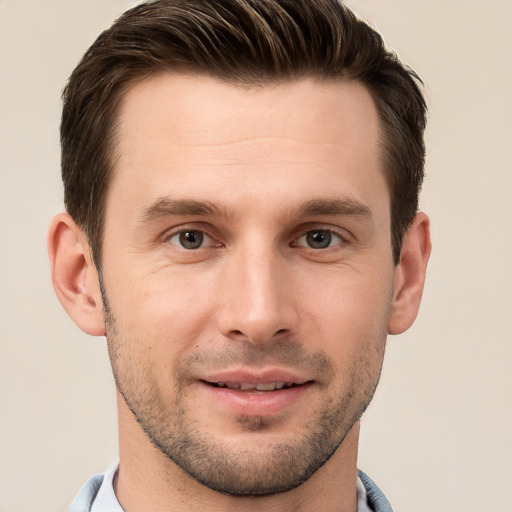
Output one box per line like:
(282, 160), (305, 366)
(1, 1), (511, 511)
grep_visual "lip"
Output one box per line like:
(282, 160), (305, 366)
(201, 368), (310, 386)
(198, 368), (313, 417)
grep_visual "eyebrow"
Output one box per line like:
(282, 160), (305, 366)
(139, 198), (227, 224)
(138, 197), (372, 224)
(297, 198), (372, 219)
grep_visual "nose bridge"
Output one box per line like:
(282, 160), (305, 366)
(217, 238), (295, 344)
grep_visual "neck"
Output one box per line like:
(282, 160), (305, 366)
(115, 395), (360, 512)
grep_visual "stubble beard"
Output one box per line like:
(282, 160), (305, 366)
(102, 296), (385, 497)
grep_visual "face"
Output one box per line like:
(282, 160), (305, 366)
(101, 75), (396, 496)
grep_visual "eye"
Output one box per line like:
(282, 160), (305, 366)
(295, 229), (343, 249)
(168, 230), (211, 250)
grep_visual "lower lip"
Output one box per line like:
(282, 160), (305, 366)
(199, 382), (312, 417)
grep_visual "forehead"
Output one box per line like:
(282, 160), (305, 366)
(108, 74), (386, 220)
(115, 73), (381, 159)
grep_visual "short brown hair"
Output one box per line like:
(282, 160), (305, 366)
(61, 0), (426, 265)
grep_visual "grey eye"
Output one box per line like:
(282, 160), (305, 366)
(306, 230), (332, 249)
(170, 230), (205, 249)
(295, 229), (343, 249)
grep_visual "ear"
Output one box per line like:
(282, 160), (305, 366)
(48, 212), (105, 336)
(388, 212), (431, 335)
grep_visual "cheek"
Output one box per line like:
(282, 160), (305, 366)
(107, 267), (219, 358)
(299, 264), (393, 337)
(296, 267), (392, 392)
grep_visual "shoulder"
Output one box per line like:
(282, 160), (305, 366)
(358, 470), (395, 512)
(67, 473), (104, 512)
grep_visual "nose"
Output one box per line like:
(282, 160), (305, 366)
(216, 245), (298, 345)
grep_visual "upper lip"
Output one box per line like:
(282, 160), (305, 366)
(199, 368), (311, 386)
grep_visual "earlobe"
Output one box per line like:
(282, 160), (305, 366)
(48, 212), (106, 336)
(388, 212), (431, 335)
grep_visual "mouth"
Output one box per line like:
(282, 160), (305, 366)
(203, 381), (303, 391)
(197, 370), (314, 416)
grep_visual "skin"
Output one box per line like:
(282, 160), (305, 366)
(49, 75), (431, 512)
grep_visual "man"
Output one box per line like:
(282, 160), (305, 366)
(48, 0), (431, 510)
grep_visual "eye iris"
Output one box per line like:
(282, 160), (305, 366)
(306, 230), (332, 249)
(179, 230), (203, 249)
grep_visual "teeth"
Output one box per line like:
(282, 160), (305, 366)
(256, 382), (276, 391)
(215, 381), (295, 391)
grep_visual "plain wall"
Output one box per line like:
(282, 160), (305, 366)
(0, 1), (510, 511)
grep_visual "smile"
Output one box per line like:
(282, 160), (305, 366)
(198, 374), (313, 417)
(208, 381), (299, 391)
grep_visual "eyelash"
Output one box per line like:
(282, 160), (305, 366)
(163, 225), (349, 251)
(293, 228), (347, 250)
(165, 228), (219, 250)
